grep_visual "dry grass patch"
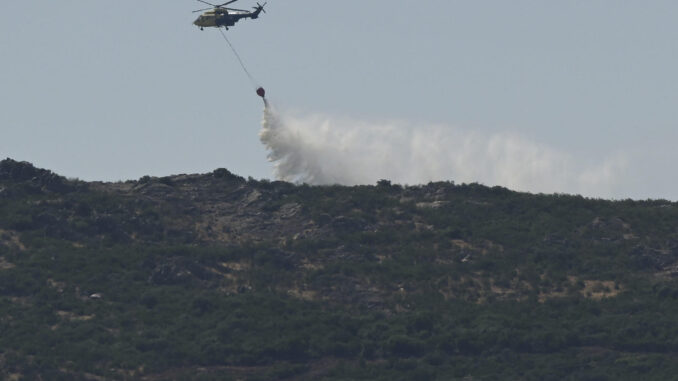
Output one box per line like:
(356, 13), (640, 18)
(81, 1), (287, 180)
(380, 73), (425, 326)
(0, 257), (15, 270)
(0, 229), (26, 251)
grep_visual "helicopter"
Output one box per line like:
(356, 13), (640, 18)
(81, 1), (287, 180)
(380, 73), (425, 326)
(193, 0), (266, 30)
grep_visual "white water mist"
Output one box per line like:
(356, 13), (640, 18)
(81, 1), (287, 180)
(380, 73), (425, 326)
(259, 103), (626, 197)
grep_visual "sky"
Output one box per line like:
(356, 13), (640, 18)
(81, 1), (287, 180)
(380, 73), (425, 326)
(1, 1), (677, 200)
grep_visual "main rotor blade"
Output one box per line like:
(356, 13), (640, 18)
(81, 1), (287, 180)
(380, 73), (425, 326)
(218, 0), (238, 6)
(225, 7), (249, 12)
(193, 7), (213, 13)
(197, 0), (217, 7)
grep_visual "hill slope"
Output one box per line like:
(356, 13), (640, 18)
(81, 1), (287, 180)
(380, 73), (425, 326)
(1, 158), (678, 380)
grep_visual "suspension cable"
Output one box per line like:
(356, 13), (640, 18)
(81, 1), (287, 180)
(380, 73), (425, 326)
(218, 28), (259, 89)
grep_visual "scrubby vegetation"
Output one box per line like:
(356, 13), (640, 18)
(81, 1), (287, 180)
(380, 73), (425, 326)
(1, 158), (678, 380)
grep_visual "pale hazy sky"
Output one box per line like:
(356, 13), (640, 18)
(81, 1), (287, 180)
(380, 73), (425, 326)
(1, 1), (677, 199)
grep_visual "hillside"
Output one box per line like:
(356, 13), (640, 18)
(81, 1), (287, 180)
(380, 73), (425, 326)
(1, 158), (678, 380)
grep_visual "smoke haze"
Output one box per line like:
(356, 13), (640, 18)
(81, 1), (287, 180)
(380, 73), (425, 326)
(259, 104), (627, 198)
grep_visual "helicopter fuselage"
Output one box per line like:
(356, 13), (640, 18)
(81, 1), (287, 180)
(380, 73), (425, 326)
(194, 8), (260, 29)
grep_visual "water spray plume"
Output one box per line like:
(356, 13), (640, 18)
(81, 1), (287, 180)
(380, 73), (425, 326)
(258, 102), (627, 198)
